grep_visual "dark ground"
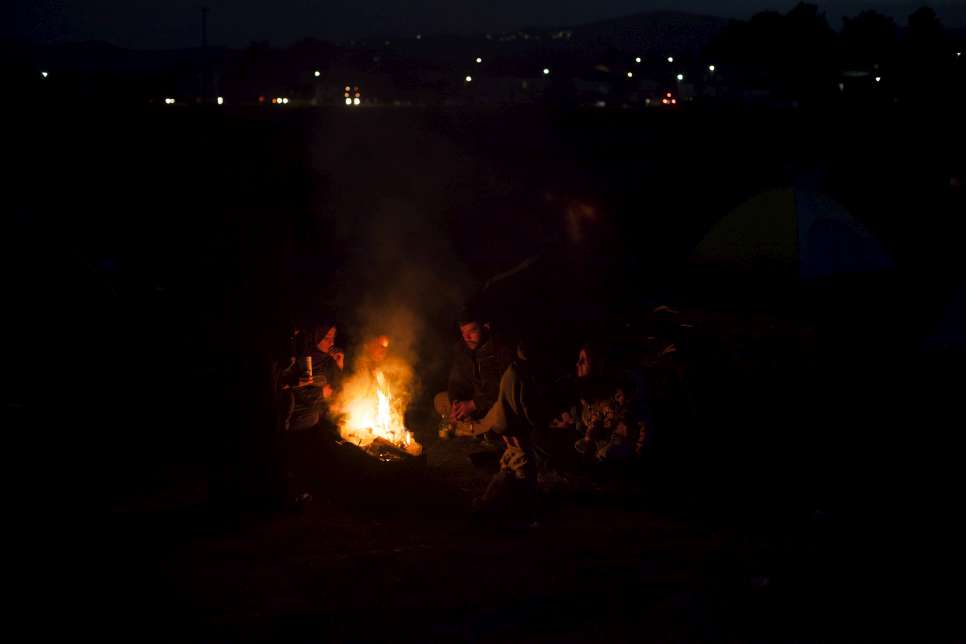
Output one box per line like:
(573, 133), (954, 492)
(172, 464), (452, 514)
(7, 101), (965, 640)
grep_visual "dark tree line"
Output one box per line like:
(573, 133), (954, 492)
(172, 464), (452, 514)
(707, 3), (963, 105)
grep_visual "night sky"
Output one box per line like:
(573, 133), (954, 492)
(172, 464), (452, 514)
(10, 0), (962, 48)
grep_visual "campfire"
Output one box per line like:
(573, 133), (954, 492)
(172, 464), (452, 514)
(336, 351), (422, 460)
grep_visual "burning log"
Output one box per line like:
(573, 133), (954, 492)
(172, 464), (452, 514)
(365, 436), (418, 462)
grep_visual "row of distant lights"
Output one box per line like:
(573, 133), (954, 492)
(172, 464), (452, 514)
(164, 96), (225, 105)
(465, 56), (714, 83)
(41, 50), (963, 90)
(43, 47), (956, 105)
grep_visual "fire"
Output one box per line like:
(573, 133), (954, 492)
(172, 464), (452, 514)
(337, 366), (422, 457)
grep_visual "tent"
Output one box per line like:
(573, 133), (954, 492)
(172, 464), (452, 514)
(690, 187), (894, 281)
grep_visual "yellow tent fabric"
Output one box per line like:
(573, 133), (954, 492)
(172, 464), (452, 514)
(690, 189), (798, 269)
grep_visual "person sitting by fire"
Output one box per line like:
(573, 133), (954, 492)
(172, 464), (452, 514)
(550, 340), (651, 465)
(308, 321), (345, 400)
(283, 320), (345, 432)
(434, 304), (515, 440)
(340, 331), (403, 408)
(462, 338), (546, 518)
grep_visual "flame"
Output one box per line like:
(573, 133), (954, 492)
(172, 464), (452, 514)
(337, 366), (422, 456)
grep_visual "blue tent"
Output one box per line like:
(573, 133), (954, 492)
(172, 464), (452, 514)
(923, 285), (966, 353)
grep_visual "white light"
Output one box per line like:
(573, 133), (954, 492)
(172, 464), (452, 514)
(475, 57), (482, 64)
(875, 76), (881, 82)
(282, 97), (289, 104)
(708, 65), (716, 72)
(217, 96), (224, 105)
(543, 68), (550, 75)
(41, 71), (48, 78)
(353, 97), (360, 105)
(465, 75), (473, 82)
(676, 73), (684, 81)
(345, 97), (352, 105)
(314, 70), (321, 77)
(627, 72), (633, 78)
(667, 56), (674, 63)
(635, 57), (642, 63)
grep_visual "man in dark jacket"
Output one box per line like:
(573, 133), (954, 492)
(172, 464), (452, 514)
(434, 309), (514, 434)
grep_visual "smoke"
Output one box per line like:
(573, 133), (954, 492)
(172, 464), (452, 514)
(306, 111), (487, 401)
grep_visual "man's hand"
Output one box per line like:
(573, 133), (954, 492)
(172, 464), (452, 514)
(330, 348), (345, 371)
(550, 411), (575, 429)
(450, 399), (477, 422)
